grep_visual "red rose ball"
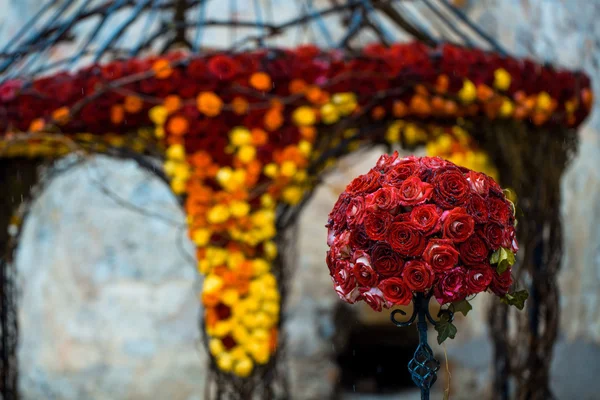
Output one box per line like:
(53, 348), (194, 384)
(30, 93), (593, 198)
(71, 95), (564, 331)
(326, 153), (518, 310)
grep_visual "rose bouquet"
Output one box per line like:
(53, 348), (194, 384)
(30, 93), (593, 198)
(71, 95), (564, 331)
(326, 153), (527, 343)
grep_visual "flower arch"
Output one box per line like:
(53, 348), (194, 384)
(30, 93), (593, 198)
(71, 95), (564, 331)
(0, 1), (592, 399)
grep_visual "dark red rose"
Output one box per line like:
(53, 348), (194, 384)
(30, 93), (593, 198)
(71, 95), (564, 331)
(483, 222), (506, 250)
(387, 222), (426, 256)
(359, 287), (389, 311)
(488, 196), (511, 224)
(346, 170), (381, 195)
(326, 250), (336, 274)
(207, 55), (239, 80)
(397, 176), (433, 206)
(465, 264), (493, 294)
(366, 187), (399, 211)
(329, 193), (350, 228)
(346, 197), (366, 227)
(410, 204), (441, 235)
(465, 171), (490, 197)
(364, 210), (393, 241)
(423, 239), (459, 272)
(379, 277), (413, 305)
(371, 242), (404, 277)
(349, 226), (372, 249)
(441, 207), (475, 243)
(487, 175), (504, 196)
(353, 262), (379, 287)
(490, 269), (513, 296)
(459, 235), (489, 265)
(434, 266), (467, 304)
(467, 194), (489, 224)
(383, 157), (420, 186)
(432, 167), (470, 209)
(402, 260), (434, 292)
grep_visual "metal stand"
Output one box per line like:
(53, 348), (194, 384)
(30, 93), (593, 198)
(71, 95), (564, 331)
(391, 293), (452, 400)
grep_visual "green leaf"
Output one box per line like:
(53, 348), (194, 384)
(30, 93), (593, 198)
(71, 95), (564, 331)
(490, 247), (516, 274)
(451, 299), (472, 316)
(435, 320), (458, 345)
(500, 290), (529, 310)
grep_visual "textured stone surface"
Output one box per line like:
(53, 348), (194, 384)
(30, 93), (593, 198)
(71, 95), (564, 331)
(15, 157), (206, 400)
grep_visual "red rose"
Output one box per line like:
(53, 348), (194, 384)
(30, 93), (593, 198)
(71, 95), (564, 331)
(379, 277), (413, 305)
(459, 235), (489, 265)
(465, 264), (493, 294)
(329, 193), (350, 228)
(423, 239), (459, 272)
(465, 171), (490, 197)
(333, 263), (360, 303)
(364, 210), (393, 241)
(420, 156), (448, 171)
(432, 167), (470, 209)
(441, 208), (475, 243)
(487, 175), (504, 196)
(383, 157), (420, 186)
(402, 261), (434, 292)
(370, 242), (404, 277)
(488, 196), (511, 224)
(346, 197), (366, 227)
(434, 266), (467, 304)
(467, 194), (489, 224)
(207, 55), (239, 80)
(483, 222), (506, 250)
(397, 176), (433, 206)
(507, 226), (519, 253)
(353, 262), (379, 287)
(326, 250), (336, 274)
(490, 269), (513, 296)
(387, 222), (426, 256)
(366, 187), (399, 211)
(359, 287), (390, 311)
(410, 204), (441, 235)
(330, 231), (352, 259)
(349, 226), (372, 249)
(352, 250), (371, 267)
(375, 152), (400, 173)
(346, 170), (381, 195)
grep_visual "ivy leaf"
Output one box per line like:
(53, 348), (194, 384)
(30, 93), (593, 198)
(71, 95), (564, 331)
(451, 299), (472, 316)
(490, 247), (516, 274)
(500, 290), (529, 310)
(435, 319), (458, 345)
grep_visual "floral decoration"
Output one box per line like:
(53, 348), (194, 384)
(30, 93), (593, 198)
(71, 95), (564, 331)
(0, 41), (582, 372)
(326, 153), (526, 342)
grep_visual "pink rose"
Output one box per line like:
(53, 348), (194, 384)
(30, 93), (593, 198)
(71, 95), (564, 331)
(434, 266), (467, 304)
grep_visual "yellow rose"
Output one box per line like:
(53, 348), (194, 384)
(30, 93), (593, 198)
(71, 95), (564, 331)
(320, 103), (339, 124)
(493, 68), (511, 91)
(217, 353), (234, 372)
(207, 204), (230, 224)
(166, 144), (185, 160)
(233, 357), (254, 378)
(229, 127), (252, 147)
(209, 338), (225, 357)
(292, 106), (317, 126)
(458, 80), (476, 103)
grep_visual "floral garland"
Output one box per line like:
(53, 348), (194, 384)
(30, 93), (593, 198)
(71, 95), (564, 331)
(0, 42), (590, 376)
(326, 153), (525, 343)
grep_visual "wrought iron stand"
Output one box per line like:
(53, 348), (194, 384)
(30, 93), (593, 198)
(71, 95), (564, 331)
(391, 293), (453, 400)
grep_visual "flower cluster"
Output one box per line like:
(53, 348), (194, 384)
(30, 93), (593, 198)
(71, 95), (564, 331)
(0, 42), (591, 138)
(326, 153), (518, 310)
